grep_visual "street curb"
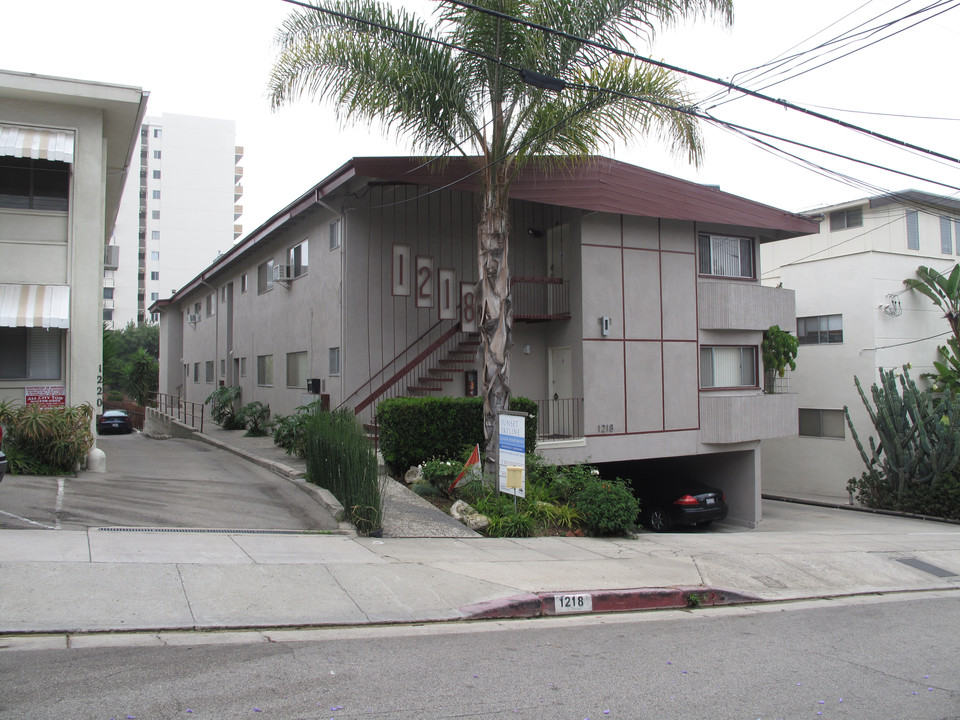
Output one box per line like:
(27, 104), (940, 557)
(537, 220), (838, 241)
(459, 586), (762, 620)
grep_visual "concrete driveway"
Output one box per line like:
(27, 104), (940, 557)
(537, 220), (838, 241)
(0, 434), (338, 531)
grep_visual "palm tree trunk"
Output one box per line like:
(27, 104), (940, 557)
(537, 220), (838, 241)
(477, 198), (512, 478)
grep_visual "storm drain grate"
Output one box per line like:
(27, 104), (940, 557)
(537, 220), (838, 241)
(97, 527), (327, 536)
(896, 557), (958, 578)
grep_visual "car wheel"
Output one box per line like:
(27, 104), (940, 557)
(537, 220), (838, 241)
(647, 507), (673, 532)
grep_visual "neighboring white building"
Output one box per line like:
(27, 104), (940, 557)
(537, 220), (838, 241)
(106, 113), (242, 328)
(0, 69), (146, 435)
(760, 190), (960, 501)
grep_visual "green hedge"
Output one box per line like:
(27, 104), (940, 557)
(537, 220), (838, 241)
(377, 396), (538, 475)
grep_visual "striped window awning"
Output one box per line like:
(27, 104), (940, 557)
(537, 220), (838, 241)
(0, 284), (70, 329)
(0, 125), (75, 163)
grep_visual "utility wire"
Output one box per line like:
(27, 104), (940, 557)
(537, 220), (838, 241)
(440, 0), (960, 165)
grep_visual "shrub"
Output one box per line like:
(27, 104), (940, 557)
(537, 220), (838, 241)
(421, 458), (461, 492)
(241, 401), (271, 437)
(849, 469), (960, 521)
(377, 396), (538, 475)
(304, 408), (382, 535)
(0, 402), (94, 474)
(205, 386), (242, 427)
(573, 479), (639, 536)
(487, 511), (535, 538)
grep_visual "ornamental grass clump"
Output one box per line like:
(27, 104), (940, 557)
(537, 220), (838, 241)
(573, 478), (640, 536)
(0, 401), (94, 474)
(304, 408), (382, 535)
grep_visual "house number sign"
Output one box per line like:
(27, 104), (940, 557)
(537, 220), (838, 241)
(393, 244), (476, 328)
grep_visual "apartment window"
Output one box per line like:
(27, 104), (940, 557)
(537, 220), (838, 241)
(240, 357), (247, 377)
(700, 346), (757, 388)
(193, 301), (202, 316)
(150, 271), (159, 281)
(0, 157), (70, 211)
(150, 250), (160, 260)
(329, 347), (341, 376)
(206, 292), (215, 316)
(152, 170), (161, 180)
(257, 354), (274, 386)
(205, 361), (214, 383)
(828, 207), (863, 231)
(0, 328), (64, 380)
(150, 313), (159, 323)
(152, 190), (160, 200)
(153, 150), (161, 159)
(941, 216), (953, 254)
(102, 309), (113, 322)
(287, 351), (308, 388)
(906, 210), (920, 250)
(257, 259), (274, 293)
(240, 273), (248, 293)
(799, 409), (845, 439)
(151, 230), (160, 240)
(103, 287), (114, 300)
(289, 240), (309, 278)
(220, 286), (227, 302)
(152, 210), (160, 220)
(220, 359), (226, 377)
(150, 292), (159, 301)
(329, 219), (341, 250)
(698, 234), (754, 278)
(798, 314), (843, 345)
(193, 362), (199, 382)
(153, 128), (161, 138)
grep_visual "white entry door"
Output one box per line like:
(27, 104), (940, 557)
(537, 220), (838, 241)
(548, 346), (573, 437)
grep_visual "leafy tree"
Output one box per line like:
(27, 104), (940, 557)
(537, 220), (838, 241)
(269, 0), (731, 471)
(103, 322), (160, 400)
(122, 348), (159, 406)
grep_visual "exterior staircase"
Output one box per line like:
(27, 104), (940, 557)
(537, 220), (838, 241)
(408, 333), (479, 395)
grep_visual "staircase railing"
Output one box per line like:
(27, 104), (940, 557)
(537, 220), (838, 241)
(342, 320), (471, 427)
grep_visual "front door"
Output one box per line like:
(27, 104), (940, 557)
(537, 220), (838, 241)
(547, 346), (573, 437)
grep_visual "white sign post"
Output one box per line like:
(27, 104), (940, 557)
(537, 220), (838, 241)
(498, 411), (526, 499)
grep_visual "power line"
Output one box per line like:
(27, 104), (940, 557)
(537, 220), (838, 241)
(441, 0), (960, 165)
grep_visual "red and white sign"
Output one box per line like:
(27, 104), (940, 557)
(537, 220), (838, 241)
(25, 385), (66, 407)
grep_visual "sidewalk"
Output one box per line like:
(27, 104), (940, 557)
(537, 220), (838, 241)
(1, 426), (959, 637)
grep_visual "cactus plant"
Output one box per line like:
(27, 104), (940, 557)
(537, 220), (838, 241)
(845, 366), (960, 505)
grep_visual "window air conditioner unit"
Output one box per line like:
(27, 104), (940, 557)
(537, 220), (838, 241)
(273, 264), (292, 282)
(186, 313), (201, 324)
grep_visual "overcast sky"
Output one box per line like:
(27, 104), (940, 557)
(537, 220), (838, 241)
(2, 0), (958, 232)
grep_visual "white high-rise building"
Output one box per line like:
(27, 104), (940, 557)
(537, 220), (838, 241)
(105, 113), (242, 328)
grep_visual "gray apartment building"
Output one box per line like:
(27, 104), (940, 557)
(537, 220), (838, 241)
(153, 156), (816, 526)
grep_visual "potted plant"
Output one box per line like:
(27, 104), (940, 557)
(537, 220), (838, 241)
(762, 325), (799, 393)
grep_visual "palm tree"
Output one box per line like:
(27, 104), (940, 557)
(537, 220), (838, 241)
(269, 0), (732, 471)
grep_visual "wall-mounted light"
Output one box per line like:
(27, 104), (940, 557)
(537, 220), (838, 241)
(527, 227), (543, 238)
(523, 344), (531, 355)
(600, 316), (611, 336)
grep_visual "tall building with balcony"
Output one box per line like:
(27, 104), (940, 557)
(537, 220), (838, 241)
(104, 113), (242, 328)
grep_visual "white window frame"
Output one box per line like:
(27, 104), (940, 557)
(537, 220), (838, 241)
(257, 354), (274, 386)
(288, 240), (309, 278)
(205, 361), (214, 383)
(329, 219), (341, 250)
(799, 408), (845, 439)
(329, 347), (341, 376)
(257, 260), (274, 294)
(829, 207), (863, 231)
(698, 233), (755, 279)
(798, 314), (843, 345)
(286, 351), (308, 388)
(700, 345), (757, 389)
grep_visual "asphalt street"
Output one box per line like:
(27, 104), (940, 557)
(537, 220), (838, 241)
(1, 592), (957, 719)
(0, 433), (338, 531)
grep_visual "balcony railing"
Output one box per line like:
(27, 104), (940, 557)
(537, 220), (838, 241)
(534, 397), (584, 440)
(511, 276), (570, 321)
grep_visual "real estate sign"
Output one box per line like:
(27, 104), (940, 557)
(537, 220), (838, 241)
(25, 385), (66, 408)
(498, 411), (526, 498)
